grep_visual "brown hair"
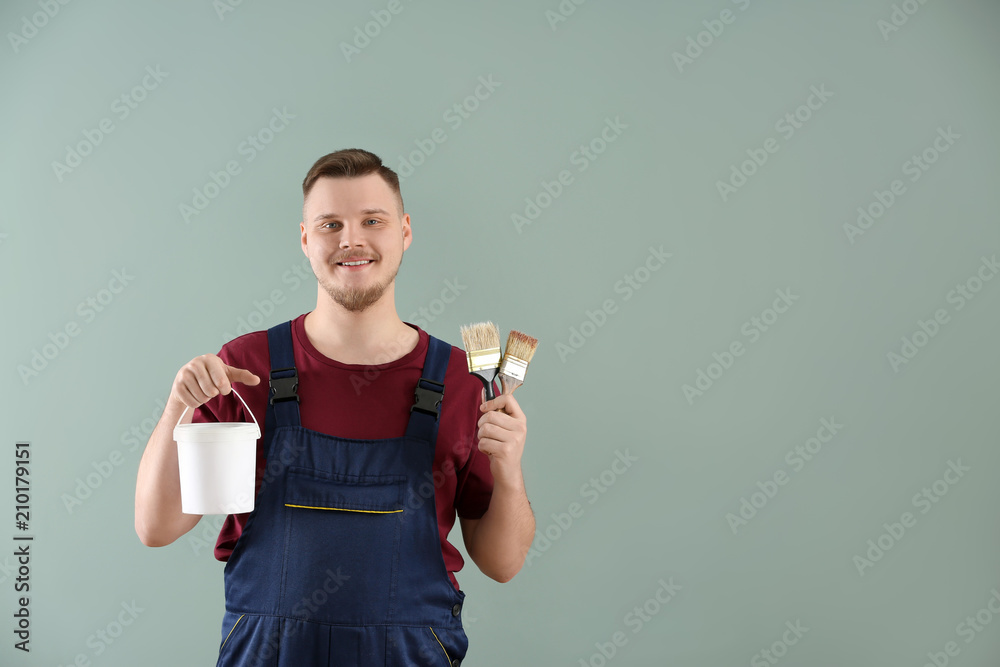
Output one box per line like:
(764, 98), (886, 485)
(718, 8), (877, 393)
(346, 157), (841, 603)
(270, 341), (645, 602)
(301, 148), (404, 216)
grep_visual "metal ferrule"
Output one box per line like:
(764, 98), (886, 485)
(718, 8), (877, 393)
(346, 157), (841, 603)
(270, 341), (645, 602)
(467, 347), (501, 373)
(499, 355), (528, 382)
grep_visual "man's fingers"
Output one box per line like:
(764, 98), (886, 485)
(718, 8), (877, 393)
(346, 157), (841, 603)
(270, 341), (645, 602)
(227, 365), (261, 387)
(176, 383), (201, 410)
(503, 394), (525, 420)
(210, 364), (232, 396)
(482, 411), (519, 433)
(192, 367), (220, 402)
(482, 393), (524, 419)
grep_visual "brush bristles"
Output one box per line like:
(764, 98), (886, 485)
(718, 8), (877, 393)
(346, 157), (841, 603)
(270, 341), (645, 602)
(499, 330), (539, 384)
(460, 321), (502, 373)
(460, 321), (500, 353)
(504, 330), (538, 364)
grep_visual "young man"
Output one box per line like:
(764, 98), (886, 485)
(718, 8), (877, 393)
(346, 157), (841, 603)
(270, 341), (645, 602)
(134, 148), (535, 665)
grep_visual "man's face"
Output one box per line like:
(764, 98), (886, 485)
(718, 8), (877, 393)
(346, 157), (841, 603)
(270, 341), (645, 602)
(300, 173), (411, 313)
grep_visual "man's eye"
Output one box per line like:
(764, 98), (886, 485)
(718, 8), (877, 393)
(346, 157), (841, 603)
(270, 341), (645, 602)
(323, 220), (379, 228)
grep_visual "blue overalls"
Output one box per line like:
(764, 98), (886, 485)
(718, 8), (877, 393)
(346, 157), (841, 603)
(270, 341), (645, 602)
(216, 320), (468, 666)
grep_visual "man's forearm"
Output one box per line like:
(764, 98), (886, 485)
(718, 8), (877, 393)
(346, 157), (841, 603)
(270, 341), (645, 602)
(135, 396), (201, 546)
(471, 470), (535, 583)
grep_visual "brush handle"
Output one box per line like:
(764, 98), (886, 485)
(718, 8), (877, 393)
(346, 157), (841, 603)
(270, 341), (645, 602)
(472, 370), (497, 401)
(491, 374), (523, 413)
(499, 374), (523, 396)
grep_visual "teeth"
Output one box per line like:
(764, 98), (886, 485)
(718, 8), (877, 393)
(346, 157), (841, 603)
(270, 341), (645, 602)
(341, 260), (371, 266)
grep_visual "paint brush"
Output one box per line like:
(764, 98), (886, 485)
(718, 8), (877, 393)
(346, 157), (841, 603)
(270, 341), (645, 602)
(498, 330), (538, 397)
(460, 321), (501, 401)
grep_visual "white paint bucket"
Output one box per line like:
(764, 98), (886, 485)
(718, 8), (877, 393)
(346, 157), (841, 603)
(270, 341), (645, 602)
(173, 388), (260, 515)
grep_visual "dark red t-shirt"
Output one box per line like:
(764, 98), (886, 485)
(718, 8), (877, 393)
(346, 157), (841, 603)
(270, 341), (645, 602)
(193, 313), (495, 591)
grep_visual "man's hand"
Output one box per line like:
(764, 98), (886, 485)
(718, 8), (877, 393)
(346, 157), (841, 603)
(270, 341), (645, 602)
(463, 390), (534, 583)
(172, 354), (260, 409)
(476, 391), (527, 483)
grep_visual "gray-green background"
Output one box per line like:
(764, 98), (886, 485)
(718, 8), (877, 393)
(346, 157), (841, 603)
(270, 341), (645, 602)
(3, 0), (999, 664)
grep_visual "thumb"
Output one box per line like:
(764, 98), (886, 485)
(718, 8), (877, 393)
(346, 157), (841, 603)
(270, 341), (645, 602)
(227, 365), (261, 386)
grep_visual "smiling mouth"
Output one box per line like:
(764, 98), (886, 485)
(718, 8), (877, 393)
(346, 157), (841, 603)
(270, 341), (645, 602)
(335, 259), (376, 273)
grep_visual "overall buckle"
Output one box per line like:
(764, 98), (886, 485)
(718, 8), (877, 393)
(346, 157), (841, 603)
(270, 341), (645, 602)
(410, 377), (444, 419)
(269, 368), (299, 404)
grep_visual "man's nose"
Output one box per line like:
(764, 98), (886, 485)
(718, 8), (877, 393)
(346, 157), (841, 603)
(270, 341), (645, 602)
(339, 222), (367, 248)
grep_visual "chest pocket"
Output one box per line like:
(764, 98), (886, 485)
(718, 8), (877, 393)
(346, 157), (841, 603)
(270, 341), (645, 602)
(281, 466), (407, 624)
(284, 466), (406, 514)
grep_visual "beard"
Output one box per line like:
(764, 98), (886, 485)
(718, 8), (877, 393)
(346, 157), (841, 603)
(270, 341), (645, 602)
(315, 254), (401, 313)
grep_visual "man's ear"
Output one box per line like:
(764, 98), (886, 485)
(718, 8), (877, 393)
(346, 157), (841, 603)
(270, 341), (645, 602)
(401, 214), (412, 252)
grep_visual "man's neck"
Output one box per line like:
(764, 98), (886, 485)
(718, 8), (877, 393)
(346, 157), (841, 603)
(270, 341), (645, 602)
(304, 296), (419, 366)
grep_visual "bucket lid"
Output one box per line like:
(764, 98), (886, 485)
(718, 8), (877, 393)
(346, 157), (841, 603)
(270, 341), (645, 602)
(174, 422), (261, 443)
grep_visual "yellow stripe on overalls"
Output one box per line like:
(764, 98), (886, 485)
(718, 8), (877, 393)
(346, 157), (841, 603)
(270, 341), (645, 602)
(220, 613), (245, 651)
(284, 504), (403, 514)
(429, 627), (451, 665)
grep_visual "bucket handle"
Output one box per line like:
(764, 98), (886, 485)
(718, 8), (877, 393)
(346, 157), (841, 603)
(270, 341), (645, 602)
(175, 387), (261, 438)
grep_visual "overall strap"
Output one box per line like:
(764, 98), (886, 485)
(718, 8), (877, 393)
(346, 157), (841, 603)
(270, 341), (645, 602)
(404, 335), (450, 445)
(266, 320), (301, 428)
